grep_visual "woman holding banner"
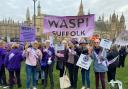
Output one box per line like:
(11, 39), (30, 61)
(91, 39), (108, 89)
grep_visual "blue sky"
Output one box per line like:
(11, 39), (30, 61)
(0, 0), (128, 26)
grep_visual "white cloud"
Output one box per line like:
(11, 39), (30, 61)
(0, 0), (128, 27)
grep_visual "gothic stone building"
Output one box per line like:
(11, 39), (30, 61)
(25, 0), (126, 40)
(0, 19), (22, 41)
(95, 13), (125, 39)
(0, 0), (126, 41)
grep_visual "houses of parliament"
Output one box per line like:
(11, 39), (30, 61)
(0, 0), (126, 41)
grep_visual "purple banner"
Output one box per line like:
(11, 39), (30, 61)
(44, 14), (95, 37)
(20, 26), (36, 42)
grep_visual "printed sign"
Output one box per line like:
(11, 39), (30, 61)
(76, 54), (92, 70)
(20, 26), (36, 42)
(43, 15), (95, 37)
(55, 44), (65, 51)
(114, 30), (128, 46)
(100, 39), (112, 49)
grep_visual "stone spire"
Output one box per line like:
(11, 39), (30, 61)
(120, 13), (125, 23)
(112, 11), (116, 22)
(120, 13), (125, 31)
(78, 0), (84, 16)
(109, 14), (112, 22)
(102, 14), (104, 21)
(37, 1), (41, 16)
(88, 9), (90, 15)
(26, 7), (30, 21)
(98, 16), (101, 21)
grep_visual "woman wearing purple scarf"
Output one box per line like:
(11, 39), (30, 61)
(5, 43), (23, 89)
(0, 41), (8, 88)
(91, 39), (108, 89)
(41, 40), (55, 89)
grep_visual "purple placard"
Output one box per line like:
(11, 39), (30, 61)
(20, 26), (36, 42)
(43, 14), (95, 37)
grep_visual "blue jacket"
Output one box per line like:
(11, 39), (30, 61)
(5, 48), (23, 71)
(0, 48), (6, 70)
(92, 47), (108, 72)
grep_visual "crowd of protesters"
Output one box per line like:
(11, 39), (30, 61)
(0, 37), (128, 89)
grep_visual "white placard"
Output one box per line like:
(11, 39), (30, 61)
(100, 39), (112, 49)
(55, 44), (64, 51)
(76, 54), (92, 70)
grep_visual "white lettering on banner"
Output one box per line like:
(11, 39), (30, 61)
(100, 39), (112, 49)
(76, 54), (92, 70)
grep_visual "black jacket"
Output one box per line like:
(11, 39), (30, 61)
(107, 50), (119, 68)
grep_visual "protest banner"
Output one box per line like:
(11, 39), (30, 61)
(43, 14), (95, 37)
(100, 39), (112, 49)
(20, 26), (36, 42)
(114, 30), (128, 46)
(76, 54), (92, 70)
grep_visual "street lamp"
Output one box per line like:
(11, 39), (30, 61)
(33, 0), (37, 27)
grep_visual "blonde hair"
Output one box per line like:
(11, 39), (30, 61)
(11, 43), (19, 49)
(32, 41), (39, 48)
(0, 40), (6, 48)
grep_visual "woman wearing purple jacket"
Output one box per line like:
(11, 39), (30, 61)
(5, 43), (23, 89)
(0, 41), (8, 88)
(42, 40), (55, 89)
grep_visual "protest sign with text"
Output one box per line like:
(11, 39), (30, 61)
(76, 54), (92, 70)
(55, 44), (65, 51)
(43, 15), (95, 37)
(100, 39), (112, 49)
(20, 26), (36, 42)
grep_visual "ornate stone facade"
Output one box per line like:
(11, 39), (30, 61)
(0, 19), (22, 41)
(95, 13), (125, 39)
(78, 0), (126, 39)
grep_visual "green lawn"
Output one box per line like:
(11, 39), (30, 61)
(6, 56), (128, 89)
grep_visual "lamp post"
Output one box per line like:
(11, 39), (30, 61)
(33, 0), (37, 27)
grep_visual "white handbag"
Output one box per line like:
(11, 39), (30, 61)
(59, 68), (71, 89)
